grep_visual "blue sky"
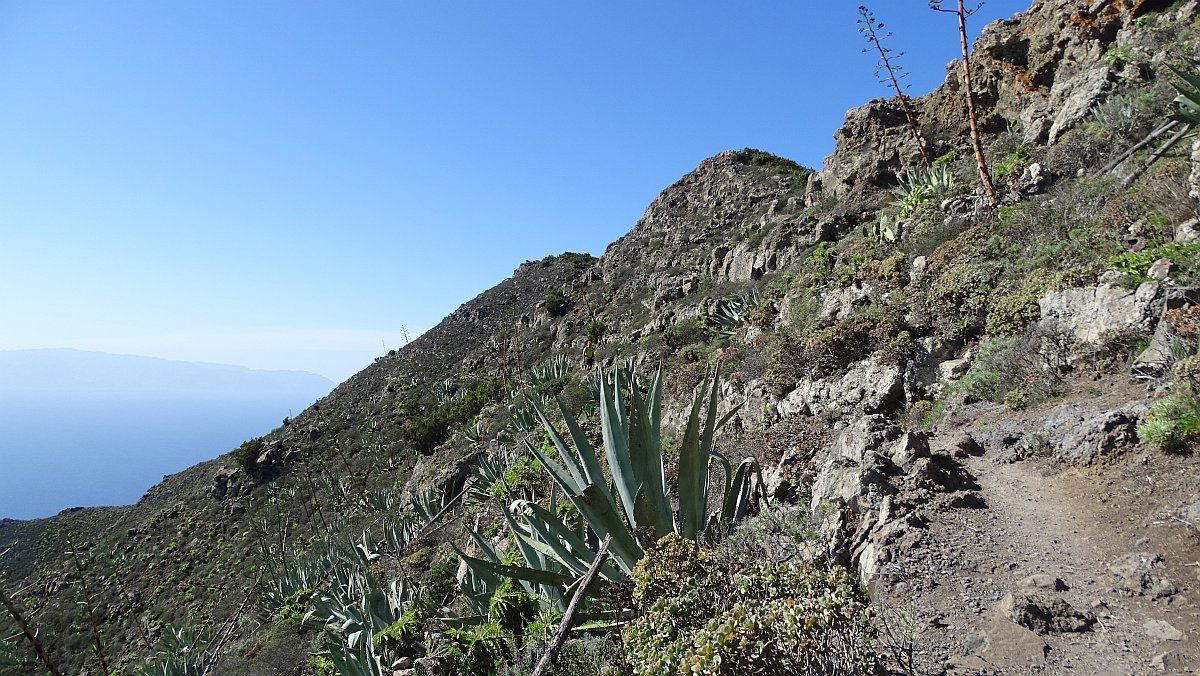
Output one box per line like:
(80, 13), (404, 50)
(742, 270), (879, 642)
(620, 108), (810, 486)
(0, 1), (1028, 382)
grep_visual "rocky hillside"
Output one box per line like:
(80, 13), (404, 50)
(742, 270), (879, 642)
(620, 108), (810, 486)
(3, 0), (1200, 674)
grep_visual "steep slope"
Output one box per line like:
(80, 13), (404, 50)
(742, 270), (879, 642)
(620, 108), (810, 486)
(2, 0), (1200, 673)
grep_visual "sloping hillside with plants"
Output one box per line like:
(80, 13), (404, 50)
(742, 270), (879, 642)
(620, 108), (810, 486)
(4, 0), (1200, 674)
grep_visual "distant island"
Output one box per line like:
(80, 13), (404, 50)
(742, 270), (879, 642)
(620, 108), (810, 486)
(0, 349), (334, 519)
(0, 348), (334, 392)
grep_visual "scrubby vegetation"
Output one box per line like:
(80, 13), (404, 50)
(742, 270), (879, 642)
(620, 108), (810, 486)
(5, 4), (1200, 676)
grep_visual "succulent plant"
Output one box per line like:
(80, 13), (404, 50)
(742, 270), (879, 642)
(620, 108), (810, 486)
(455, 366), (764, 603)
(700, 290), (762, 336)
(863, 212), (902, 244)
(892, 165), (955, 217)
(1168, 57), (1200, 128)
(526, 355), (572, 389)
(134, 626), (209, 676)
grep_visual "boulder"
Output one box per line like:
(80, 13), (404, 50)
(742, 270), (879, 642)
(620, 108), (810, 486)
(1176, 218), (1200, 245)
(1042, 403), (1138, 465)
(1143, 619), (1184, 642)
(1110, 552), (1179, 599)
(779, 358), (905, 419)
(1038, 282), (1162, 346)
(998, 592), (1096, 634)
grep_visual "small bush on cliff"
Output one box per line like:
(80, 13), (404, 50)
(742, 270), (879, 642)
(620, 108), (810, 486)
(985, 268), (1075, 337)
(1138, 390), (1200, 451)
(233, 437), (265, 476)
(400, 378), (502, 455)
(770, 305), (909, 384)
(542, 289), (571, 317)
(927, 260), (1002, 335)
(1109, 241), (1200, 284)
(733, 148), (814, 188)
(623, 534), (879, 676)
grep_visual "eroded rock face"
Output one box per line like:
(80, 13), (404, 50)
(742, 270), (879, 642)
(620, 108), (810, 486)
(1110, 552), (1179, 599)
(778, 358), (905, 420)
(999, 592), (1097, 634)
(1038, 282), (1162, 345)
(809, 416), (983, 583)
(808, 0), (1149, 205)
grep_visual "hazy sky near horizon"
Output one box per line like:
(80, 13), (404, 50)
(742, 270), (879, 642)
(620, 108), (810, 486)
(1, 0), (1028, 382)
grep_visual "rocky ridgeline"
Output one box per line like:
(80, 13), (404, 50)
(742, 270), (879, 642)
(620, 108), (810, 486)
(3, 0), (1200, 673)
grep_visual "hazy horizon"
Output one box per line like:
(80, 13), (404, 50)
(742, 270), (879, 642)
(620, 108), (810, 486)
(0, 350), (334, 519)
(1, 0), (1027, 383)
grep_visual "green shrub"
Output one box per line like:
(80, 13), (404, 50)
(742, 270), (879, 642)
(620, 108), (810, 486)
(770, 306), (909, 383)
(927, 260), (1002, 335)
(623, 534), (878, 676)
(537, 252), (597, 269)
(543, 289), (571, 317)
(932, 150), (958, 169)
(585, 320), (607, 344)
(733, 148), (814, 188)
(1109, 242), (1200, 284)
(1102, 45), (1134, 68)
(985, 268), (1071, 337)
(486, 456), (544, 502)
(401, 378), (502, 455)
(307, 655), (335, 676)
(232, 437), (264, 477)
(1003, 388), (1029, 410)
(447, 621), (508, 676)
(805, 309), (903, 375)
(950, 337), (1021, 403)
(1137, 390), (1200, 451)
(992, 146), (1032, 179)
(924, 334), (1065, 426)
(374, 606), (423, 652)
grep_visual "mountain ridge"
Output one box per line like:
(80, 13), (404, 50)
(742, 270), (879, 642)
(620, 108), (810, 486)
(2, 0), (1199, 673)
(0, 348), (335, 392)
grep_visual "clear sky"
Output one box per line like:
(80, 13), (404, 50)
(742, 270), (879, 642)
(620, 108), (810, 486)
(0, 0), (1029, 382)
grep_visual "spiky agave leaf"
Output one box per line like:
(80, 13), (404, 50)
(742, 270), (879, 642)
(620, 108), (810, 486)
(0, 642), (36, 674)
(1167, 58), (1200, 127)
(134, 626), (209, 676)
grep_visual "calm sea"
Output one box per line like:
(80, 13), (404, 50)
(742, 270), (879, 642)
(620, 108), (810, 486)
(0, 388), (322, 520)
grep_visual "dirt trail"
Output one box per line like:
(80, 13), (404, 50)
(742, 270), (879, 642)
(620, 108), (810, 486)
(892, 442), (1200, 674)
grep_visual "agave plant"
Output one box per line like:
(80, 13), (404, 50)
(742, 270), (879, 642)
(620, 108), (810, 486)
(363, 488), (401, 513)
(456, 367), (764, 598)
(506, 403), (538, 434)
(135, 626), (209, 676)
(432, 379), (459, 405)
(455, 418), (490, 446)
(700, 290), (762, 336)
(261, 557), (325, 619)
(1168, 56), (1200, 128)
(526, 355), (572, 390)
(585, 358), (639, 400)
(892, 165), (955, 217)
(304, 546), (416, 676)
(863, 212), (902, 245)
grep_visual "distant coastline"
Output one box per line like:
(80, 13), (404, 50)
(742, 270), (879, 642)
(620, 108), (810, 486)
(0, 350), (334, 520)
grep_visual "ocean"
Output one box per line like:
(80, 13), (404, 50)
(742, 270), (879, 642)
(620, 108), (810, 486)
(0, 387), (322, 520)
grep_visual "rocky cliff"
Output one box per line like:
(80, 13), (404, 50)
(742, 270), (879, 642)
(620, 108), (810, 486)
(3, 0), (1200, 674)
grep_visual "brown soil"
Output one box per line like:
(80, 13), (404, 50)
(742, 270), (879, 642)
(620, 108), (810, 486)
(883, 378), (1200, 674)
